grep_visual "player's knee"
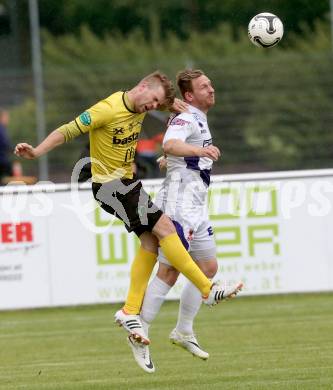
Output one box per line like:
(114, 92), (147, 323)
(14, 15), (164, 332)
(152, 214), (175, 239)
(157, 264), (179, 286)
(205, 263), (218, 279)
(139, 232), (158, 253)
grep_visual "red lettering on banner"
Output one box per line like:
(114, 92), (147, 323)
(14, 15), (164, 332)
(16, 222), (33, 242)
(1, 223), (14, 243)
(0, 222), (34, 243)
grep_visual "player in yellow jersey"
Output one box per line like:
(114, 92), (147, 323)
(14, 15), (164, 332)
(14, 71), (235, 361)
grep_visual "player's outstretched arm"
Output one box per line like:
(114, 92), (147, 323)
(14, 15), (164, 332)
(163, 139), (221, 161)
(14, 130), (65, 160)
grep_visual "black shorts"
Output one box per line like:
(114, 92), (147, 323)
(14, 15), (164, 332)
(92, 178), (163, 237)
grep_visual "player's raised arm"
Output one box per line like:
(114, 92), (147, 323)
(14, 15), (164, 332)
(14, 98), (115, 160)
(14, 129), (65, 160)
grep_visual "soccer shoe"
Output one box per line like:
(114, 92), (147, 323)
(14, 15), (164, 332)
(114, 309), (150, 345)
(202, 281), (243, 306)
(169, 329), (209, 360)
(127, 335), (155, 373)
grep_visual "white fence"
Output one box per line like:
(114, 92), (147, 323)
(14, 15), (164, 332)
(1, 168), (333, 310)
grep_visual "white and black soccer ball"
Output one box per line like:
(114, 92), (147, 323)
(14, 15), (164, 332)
(248, 12), (284, 48)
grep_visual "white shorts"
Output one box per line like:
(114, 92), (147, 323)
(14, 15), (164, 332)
(158, 218), (216, 265)
(156, 168), (216, 265)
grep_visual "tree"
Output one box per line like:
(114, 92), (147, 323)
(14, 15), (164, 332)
(36, 0), (330, 42)
(8, 18), (333, 179)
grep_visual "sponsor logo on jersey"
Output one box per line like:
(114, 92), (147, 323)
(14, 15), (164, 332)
(193, 113), (202, 122)
(128, 121), (142, 132)
(113, 127), (124, 135)
(113, 132), (139, 145)
(201, 129), (207, 134)
(124, 146), (135, 162)
(79, 111), (91, 126)
(203, 138), (213, 147)
(170, 118), (190, 126)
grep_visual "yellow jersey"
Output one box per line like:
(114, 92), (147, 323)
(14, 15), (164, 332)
(58, 91), (146, 183)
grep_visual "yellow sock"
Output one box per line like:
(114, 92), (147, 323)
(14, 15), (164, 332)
(123, 247), (157, 314)
(159, 233), (212, 297)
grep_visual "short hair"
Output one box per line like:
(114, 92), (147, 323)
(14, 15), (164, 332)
(176, 69), (205, 98)
(142, 71), (175, 109)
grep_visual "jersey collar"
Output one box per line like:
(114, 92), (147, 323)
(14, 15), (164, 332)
(122, 92), (136, 113)
(188, 104), (207, 122)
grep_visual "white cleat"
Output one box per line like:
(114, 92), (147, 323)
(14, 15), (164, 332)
(127, 335), (155, 373)
(169, 329), (209, 360)
(114, 309), (150, 345)
(202, 281), (244, 306)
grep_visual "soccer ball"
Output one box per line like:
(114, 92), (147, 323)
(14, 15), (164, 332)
(248, 12), (284, 48)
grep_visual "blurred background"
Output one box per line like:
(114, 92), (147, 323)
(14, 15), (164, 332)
(0, 0), (332, 183)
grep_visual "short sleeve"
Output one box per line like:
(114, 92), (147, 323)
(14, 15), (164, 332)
(74, 99), (114, 134)
(163, 114), (194, 144)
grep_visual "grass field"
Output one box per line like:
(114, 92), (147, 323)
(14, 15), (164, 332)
(0, 293), (333, 390)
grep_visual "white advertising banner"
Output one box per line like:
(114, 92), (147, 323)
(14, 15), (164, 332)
(0, 169), (333, 309)
(0, 191), (51, 309)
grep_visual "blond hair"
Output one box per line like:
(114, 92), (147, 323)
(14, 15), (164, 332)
(176, 69), (205, 98)
(142, 71), (175, 109)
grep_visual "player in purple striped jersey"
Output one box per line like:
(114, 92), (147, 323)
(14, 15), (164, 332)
(127, 69), (243, 372)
